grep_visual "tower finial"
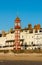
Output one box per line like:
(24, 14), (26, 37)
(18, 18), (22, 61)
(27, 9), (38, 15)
(16, 10), (19, 17)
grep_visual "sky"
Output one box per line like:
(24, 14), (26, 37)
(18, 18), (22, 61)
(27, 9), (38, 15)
(0, 0), (42, 31)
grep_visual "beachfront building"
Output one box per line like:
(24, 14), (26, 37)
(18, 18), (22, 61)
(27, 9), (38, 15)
(0, 17), (42, 51)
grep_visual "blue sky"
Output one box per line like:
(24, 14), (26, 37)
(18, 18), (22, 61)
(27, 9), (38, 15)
(0, 0), (42, 31)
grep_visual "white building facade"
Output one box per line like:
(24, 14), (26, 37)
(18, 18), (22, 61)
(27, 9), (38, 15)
(0, 29), (42, 50)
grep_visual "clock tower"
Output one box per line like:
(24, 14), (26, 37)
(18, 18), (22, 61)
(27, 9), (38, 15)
(14, 17), (21, 50)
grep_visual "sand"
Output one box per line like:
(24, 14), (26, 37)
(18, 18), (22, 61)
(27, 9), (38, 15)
(0, 53), (42, 61)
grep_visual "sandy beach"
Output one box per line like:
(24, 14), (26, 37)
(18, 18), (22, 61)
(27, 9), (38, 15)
(0, 53), (42, 61)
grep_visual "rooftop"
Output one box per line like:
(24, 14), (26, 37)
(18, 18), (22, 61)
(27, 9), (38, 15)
(15, 17), (21, 23)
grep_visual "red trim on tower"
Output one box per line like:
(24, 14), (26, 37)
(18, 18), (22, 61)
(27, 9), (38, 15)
(15, 25), (21, 29)
(14, 17), (21, 50)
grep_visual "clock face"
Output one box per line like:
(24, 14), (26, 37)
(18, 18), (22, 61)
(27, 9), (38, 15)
(15, 23), (20, 26)
(18, 23), (20, 26)
(15, 23), (17, 26)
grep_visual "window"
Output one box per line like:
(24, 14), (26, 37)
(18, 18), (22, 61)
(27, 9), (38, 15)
(18, 31), (20, 33)
(35, 30), (38, 33)
(32, 36), (33, 38)
(0, 34), (2, 37)
(29, 30), (33, 33)
(25, 30), (27, 32)
(31, 42), (33, 45)
(22, 36), (23, 38)
(39, 30), (42, 32)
